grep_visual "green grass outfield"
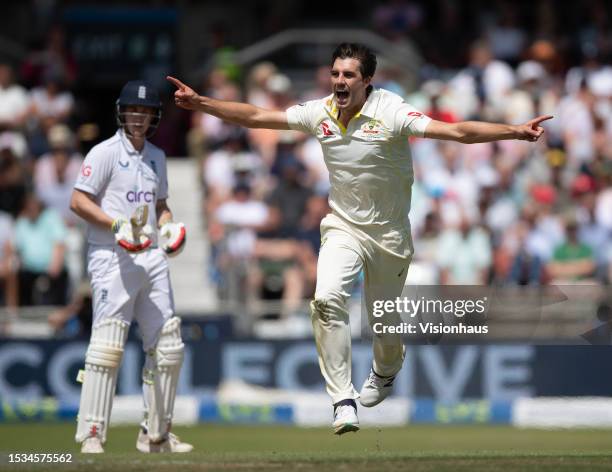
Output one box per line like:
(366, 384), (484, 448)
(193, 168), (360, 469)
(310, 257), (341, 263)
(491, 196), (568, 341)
(2, 424), (612, 471)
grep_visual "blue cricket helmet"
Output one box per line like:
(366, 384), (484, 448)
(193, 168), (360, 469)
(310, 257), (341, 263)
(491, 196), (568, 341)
(117, 80), (162, 109)
(116, 80), (162, 138)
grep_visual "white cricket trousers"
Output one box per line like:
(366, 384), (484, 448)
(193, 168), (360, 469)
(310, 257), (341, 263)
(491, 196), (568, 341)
(311, 214), (411, 404)
(88, 245), (175, 351)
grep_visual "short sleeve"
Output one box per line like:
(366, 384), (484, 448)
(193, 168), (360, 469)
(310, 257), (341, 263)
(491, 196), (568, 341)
(393, 102), (432, 137)
(286, 100), (320, 134)
(74, 145), (113, 196)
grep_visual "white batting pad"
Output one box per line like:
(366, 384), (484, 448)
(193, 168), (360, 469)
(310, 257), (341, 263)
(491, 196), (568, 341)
(143, 317), (185, 441)
(75, 318), (129, 443)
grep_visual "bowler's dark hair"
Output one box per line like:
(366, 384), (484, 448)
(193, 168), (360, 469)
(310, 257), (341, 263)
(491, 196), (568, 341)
(331, 43), (377, 79)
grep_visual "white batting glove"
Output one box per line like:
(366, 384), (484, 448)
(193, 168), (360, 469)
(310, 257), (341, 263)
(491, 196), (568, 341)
(112, 218), (153, 253)
(159, 221), (186, 257)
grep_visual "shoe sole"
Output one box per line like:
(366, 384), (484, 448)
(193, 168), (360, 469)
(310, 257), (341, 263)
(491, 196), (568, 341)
(81, 447), (104, 453)
(334, 423), (360, 435)
(358, 387), (392, 408)
(136, 443), (194, 453)
(359, 396), (387, 408)
(81, 440), (104, 454)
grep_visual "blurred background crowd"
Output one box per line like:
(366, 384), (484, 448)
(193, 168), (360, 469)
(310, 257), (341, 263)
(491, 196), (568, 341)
(0, 0), (610, 333)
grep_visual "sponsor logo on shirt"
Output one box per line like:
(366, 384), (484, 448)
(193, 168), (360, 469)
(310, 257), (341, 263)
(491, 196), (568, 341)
(126, 190), (156, 203)
(118, 159), (130, 170)
(321, 122), (334, 137)
(407, 111), (423, 117)
(81, 164), (92, 177)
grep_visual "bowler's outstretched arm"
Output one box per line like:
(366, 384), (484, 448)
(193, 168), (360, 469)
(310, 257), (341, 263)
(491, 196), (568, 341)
(167, 76), (291, 130)
(424, 115), (553, 144)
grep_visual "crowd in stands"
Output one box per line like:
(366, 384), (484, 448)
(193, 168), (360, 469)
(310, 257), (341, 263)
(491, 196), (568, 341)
(0, 1), (610, 327)
(0, 35), (82, 315)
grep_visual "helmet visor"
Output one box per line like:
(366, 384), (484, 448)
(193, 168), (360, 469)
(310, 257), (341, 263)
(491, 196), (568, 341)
(116, 106), (161, 139)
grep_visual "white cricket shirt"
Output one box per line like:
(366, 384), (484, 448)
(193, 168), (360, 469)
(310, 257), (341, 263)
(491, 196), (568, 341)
(74, 129), (168, 247)
(286, 88), (431, 258)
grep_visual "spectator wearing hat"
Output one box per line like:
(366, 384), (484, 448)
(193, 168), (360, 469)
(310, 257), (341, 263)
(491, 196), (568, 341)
(34, 124), (83, 224)
(203, 128), (263, 218)
(246, 62), (278, 108)
(503, 61), (548, 125)
(27, 71), (74, 156)
(248, 73), (294, 166)
(34, 124), (85, 291)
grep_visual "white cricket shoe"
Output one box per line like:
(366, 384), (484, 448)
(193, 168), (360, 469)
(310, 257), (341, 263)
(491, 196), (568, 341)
(359, 368), (397, 407)
(81, 437), (104, 453)
(136, 429), (194, 453)
(332, 399), (360, 435)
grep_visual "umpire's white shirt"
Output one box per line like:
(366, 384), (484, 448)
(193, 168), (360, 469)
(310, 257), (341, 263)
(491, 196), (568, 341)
(286, 88), (431, 258)
(74, 129), (168, 247)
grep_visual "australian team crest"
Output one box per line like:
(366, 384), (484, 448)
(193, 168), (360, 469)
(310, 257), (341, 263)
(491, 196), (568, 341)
(364, 119), (382, 131)
(359, 119), (387, 140)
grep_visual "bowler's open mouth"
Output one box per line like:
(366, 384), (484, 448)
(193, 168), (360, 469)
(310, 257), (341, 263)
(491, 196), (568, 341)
(335, 90), (349, 105)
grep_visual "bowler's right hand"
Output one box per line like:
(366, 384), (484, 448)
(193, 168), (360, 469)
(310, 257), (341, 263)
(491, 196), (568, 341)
(167, 76), (200, 111)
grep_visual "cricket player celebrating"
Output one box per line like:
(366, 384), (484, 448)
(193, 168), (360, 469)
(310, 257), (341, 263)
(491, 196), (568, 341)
(70, 80), (191, 453)
(168, 43), (550, 435)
